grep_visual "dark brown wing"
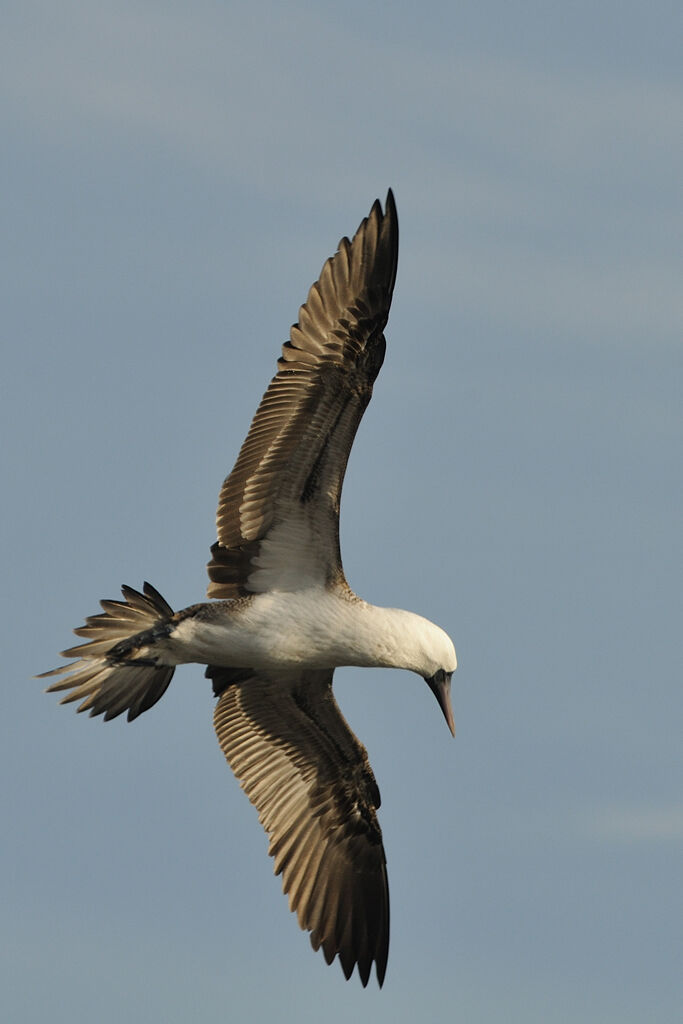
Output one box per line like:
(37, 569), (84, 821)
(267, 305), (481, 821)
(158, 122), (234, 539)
(210, 667), (389, 987)
(207, 191), (398, 598)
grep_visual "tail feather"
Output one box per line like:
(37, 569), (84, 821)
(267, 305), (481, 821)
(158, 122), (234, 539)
(39, 582), (175, 722)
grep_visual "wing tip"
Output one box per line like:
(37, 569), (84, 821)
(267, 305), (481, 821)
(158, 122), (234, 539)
(361, 188), (399, 302)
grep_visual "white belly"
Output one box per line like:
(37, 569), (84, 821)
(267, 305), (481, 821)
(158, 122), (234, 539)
(167, 588), (377, 670)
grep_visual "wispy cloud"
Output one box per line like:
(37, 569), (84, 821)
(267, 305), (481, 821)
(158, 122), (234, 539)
(584, 805), (683, 842)
(4, 1), (681, 193)
(4, 1), (681, 340)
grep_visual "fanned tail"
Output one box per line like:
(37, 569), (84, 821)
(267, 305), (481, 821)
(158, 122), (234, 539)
(38, 582), (176, 722)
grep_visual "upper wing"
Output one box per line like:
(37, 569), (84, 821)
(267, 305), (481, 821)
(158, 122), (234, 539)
(209, 666), (389, 987)
(207, 191), (398, 598)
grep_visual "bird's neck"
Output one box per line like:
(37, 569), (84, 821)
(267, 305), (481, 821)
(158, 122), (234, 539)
(335, 598), (431, 673)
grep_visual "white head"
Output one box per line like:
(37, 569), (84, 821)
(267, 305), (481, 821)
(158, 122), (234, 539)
(415, 618), (457, 678)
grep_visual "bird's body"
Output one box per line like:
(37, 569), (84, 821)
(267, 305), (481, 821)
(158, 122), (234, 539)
(143, 592), (453, 676)
(41, 191), (457, 988)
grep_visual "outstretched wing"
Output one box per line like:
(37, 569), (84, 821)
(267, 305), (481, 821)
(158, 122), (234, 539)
(207, 191), (398, 598)
(209, 666), (389, 987)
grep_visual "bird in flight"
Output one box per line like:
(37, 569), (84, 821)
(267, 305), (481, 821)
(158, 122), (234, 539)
(41, 191), (457, 988)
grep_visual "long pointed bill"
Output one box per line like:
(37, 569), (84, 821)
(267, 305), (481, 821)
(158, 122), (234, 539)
(427, 671), (455, 737)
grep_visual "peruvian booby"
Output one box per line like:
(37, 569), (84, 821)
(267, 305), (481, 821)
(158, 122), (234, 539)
(40, 191), (457, 988)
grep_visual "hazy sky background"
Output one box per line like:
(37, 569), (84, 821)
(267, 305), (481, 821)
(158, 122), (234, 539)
(3, 2), (681, 1021)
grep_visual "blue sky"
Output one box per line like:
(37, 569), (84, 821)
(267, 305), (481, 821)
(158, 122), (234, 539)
(3, 2), (681, 1021)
